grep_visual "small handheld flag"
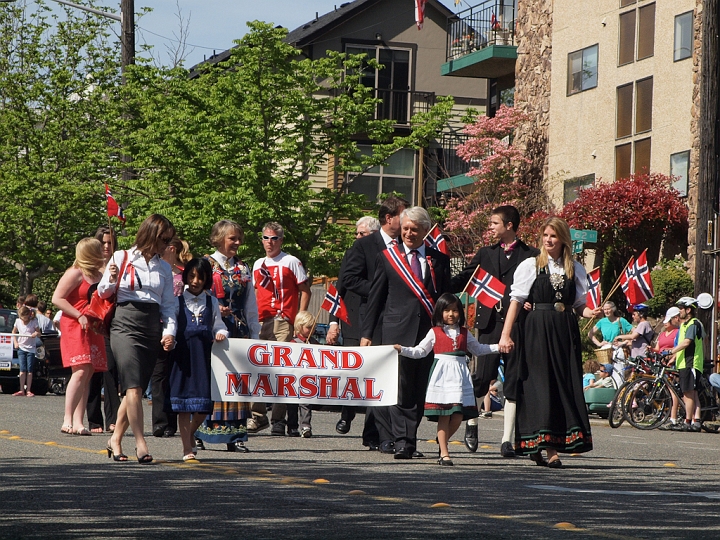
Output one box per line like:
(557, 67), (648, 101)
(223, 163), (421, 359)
(258, 262), (278, 298)
(465, 266), (506, 309)
(105, 184), (125, 223)
(321, 284), (349, 324)
(424, 225), (449, 256)
(586, 267), (601, 310)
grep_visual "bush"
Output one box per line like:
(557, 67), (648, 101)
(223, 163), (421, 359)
(646, 256), (694, 317)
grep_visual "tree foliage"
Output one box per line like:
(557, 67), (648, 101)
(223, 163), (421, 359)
(118, 22), (453, 276)
(0, 0), (121, 298)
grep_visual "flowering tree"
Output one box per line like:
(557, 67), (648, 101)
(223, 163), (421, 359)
(443, 106), (548, 257)
(560, 172), (688, 299)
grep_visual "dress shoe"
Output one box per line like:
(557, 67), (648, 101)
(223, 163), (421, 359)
(162, 428), (176, 438)
(464, 423), (478, 452)
(412, 451), (424, 458)
(379, 441), (396, 454)
(152, 426), (166, 438)
(335, 419), (351, 434)
(287, 428), (300, 437)
(501, 441), (516, 458)
(393, 447), (413, 460)
(365, 442), (380, 451)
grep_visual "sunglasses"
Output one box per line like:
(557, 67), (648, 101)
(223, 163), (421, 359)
(262, 235), (281, 241)
(598, 369), (606, 373)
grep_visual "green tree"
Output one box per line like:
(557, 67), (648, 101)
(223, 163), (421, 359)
(0, 1), (121, 296)
(118, 22), (453, 276)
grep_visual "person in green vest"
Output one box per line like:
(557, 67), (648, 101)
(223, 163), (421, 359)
(669, 297), (704, 432)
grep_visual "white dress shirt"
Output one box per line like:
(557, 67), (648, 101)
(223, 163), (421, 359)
(181, 289), (229, 338)
(379, 228), (397, 248)
(98, 248), (177, 337)
(402, 243), (427, 279)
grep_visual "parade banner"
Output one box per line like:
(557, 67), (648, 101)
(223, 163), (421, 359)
(211, 339), (398, 406)
(0, 333), (14, 370)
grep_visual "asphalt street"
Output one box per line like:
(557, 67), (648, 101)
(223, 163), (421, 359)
(1, 393), (719, 539)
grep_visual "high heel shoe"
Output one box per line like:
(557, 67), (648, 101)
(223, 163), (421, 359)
(106, 443), (128, 462)
(437, 455), (454, 466)
(135, 448), (153, 464)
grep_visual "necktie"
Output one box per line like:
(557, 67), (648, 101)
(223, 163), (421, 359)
(409, 249), (422, 280)
(390, 239), (398, 247)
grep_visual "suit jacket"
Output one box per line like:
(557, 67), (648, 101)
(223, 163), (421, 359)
(362, 246), (451, 347)
(450, 240), (539, 332)
(338, 231), (390, 343)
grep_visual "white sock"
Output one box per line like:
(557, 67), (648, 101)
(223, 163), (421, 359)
(467, 417), (478, 426)
(502, 400), (516, 443)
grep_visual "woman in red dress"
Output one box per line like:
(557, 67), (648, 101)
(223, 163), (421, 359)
(52, 238), (108, 436)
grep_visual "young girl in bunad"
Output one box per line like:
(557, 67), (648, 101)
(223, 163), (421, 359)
(395, 293), (499, 466)
(167, 258), (229, 461)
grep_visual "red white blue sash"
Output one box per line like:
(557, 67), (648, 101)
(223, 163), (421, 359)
(383, 245), (435, 317)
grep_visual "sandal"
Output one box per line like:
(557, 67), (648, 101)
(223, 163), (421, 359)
(547, 456), (563, 469)
(136, 449), (153, 464)
(107, 424), (116, 433)
(183, 453), (198, 462)
(529, 452), (548, 467)
(60, 425), (73, 434)
(73, 427), (92, 436)
(90, 427), (104, 433)
(437, 455), (454, 466)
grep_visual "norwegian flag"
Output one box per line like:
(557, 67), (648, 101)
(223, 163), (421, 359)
(105, 184), (125, 223)
(490, 12), (502, 30)
(585, 267), (601, 310)
(465, 266), (506, 309)
(620, 250), (654, 305)
(0, 335), (11, 344)
(415, 0), (427, 29)
(424, 225), (449, 256)
(321, 284), (349, 324)
(257, 262), (278, 298)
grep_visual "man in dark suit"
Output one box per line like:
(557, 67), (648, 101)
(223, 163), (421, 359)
(451, 205), (539, 457)
(330, 197), (408, 451)
(361, 206), (451, 460)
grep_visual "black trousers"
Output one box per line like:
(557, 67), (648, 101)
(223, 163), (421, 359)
(389, 354), (433, 452)
(151, 349), (177, 433)
(338, 336), (380, 445)
(473, 314), (504, 398)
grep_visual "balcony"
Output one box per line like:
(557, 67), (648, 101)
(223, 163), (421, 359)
(430, 132), (478, 194)
(441, 0), (518, 80)
(374, 89), (435, 127)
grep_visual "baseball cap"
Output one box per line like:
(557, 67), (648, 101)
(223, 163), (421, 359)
(601, 364), (614, 375)
(663, 306), (680, 324)
(633, 304), (649, 312)
(676, 296), (697, 308)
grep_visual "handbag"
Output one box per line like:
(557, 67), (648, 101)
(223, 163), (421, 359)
(85, 250), (129, 336)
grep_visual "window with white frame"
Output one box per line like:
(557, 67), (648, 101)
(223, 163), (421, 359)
(674, 11), (693, 61)
(670, 150), (690, 196)
(347, 145), (416, 205)
(567, 44), (598, 96)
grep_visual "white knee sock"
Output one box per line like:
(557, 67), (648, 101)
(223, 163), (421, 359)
(502, 400), (516, 443)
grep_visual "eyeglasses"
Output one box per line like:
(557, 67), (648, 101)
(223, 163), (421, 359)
(262, 235), (281, 241)
(160, 236), (173, 245)
(356, 231), (370, 237)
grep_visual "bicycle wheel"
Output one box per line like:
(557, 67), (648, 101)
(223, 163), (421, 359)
(608, 381), (633, 428)
(626, 379), (672, 430)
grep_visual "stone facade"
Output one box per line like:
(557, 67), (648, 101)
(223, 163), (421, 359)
(688, 0), (704, 276)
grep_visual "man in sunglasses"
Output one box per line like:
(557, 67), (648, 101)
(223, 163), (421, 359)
(251, 222), (311, 436)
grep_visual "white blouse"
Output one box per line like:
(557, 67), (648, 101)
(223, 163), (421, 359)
(98, 248), (177, 337)
(509, 257), (588, 310)
(181, 289), (229, 338)
(399, 325), (499, 359)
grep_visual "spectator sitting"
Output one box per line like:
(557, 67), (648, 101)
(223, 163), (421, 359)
(585, 364), (617, 390)
(480, 380), (503, 418)
(583, 359), (602, 389)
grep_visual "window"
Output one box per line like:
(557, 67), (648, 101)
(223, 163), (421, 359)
(635, 77), (653, 133)
(567, 44), (598, 95)
(348, 145), (415, 204)
(564, 174), (595, 204)
(620, 0), (636, 6)
(618, 3), (655, 65)
(670, 150), (690, 196)
(615, 144), (632, 180)
(616, 84), (633, 138)
(674, 11), (693, 61)
(634, 138), (651, 174)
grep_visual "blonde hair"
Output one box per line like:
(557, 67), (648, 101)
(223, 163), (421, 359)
(168, 237), (193, 264)
(536, 217), (575, 279)
(74, 238), (105, 277)
(209, 220), (244, 248)
(294, 310), (314, 334)
(17, 305), (34, 320)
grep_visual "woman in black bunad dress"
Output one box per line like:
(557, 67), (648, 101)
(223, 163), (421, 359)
(499, 217), (601, 468)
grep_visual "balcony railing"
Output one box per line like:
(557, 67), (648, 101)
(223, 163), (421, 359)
(374, 89), (435, 126)
(446, 0), (517, 61)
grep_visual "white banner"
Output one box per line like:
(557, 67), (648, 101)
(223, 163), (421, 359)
(0, 333), (14, 362)
(211, 339), (398, 406)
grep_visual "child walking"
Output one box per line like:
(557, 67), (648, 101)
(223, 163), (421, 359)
(287, 310), (317, 438)
(167, 258), (229, 461)
(395, 293), (498, 466)
(12, 306), (41, 396)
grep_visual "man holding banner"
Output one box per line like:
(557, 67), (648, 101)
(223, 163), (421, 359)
(361, 206), (451, 460)
(450, 205), (538, 457)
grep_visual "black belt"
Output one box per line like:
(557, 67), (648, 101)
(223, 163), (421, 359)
(533, 302), (571, 312)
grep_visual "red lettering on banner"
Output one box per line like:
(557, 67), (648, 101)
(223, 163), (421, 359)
(272, 346), (293, 367)
(341, 351), (363, 370)
(252, 374), (275, 397)
(364, 378), (383, 400)
(298, 375), (319, 398)
(276, 375), (298, 397)
(339, 377), (362, 399)
(296, 348), (319, 369)
(318, 376), (340, 399)
(226, 373), (250, 396)
(247, 343), (271, 366)
(320, 349), (341, 369)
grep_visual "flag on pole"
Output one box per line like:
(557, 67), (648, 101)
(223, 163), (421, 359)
(586, 267), (601, 310)
(620, 250), (654, 305)
(415, 0), (427, 29)
(321, 284), (349, 324)
(424, 225), (449, 256)
(465, 266), (506, 309)
(105, 184), (125, 223)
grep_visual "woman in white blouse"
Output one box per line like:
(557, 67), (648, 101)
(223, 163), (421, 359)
(99, 214), (177, 463)
(498, 217), (601, 468)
